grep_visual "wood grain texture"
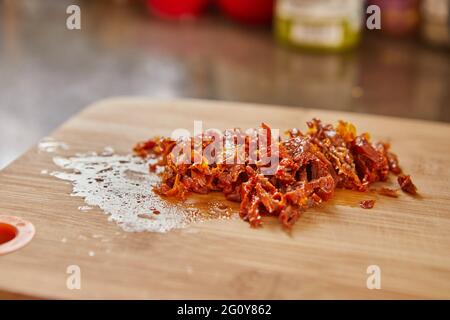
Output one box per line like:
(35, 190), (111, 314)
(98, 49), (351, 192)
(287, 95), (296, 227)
(0, 98), (449, 299)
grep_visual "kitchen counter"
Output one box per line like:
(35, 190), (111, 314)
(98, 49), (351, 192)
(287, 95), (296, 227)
(0, 0), (449, 169)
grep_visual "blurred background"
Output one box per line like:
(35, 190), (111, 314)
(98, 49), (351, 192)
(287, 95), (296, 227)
(0, 0), (449, 169)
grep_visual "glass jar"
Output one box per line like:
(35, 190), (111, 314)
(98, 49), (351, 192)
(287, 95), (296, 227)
(275, 0), (363, 52)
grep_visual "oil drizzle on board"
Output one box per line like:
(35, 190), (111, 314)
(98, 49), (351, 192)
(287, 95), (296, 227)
(38, 137), (69, 153)
(50, 152), (237, 233)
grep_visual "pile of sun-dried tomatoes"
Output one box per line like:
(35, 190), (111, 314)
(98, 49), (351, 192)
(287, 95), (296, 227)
(134, 119), (417, 228)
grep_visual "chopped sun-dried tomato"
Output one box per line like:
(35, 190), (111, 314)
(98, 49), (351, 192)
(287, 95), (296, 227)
(134, 119), (416, 228)
(360, 199), (375, 209)
(398, 175), (418, 195)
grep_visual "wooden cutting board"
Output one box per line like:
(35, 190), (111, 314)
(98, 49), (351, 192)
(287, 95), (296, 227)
(0, 98), (449, 299)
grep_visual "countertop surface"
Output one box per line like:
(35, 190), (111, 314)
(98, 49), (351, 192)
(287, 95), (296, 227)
(1, 0), (449, 169)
